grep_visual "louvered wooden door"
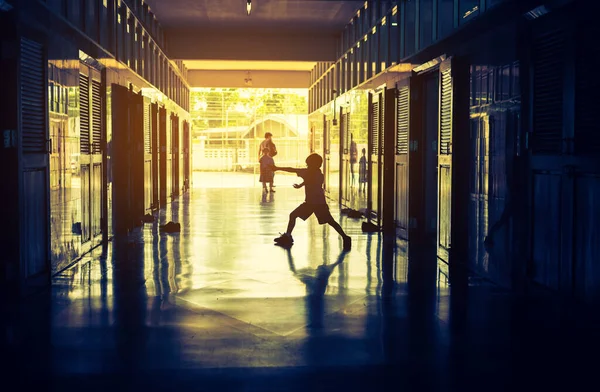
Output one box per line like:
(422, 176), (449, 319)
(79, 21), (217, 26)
(143, 97), (153, 212)
(528, 17), (572, 292)
(79, 65), (92, 243)
(151, 103), (159, 209)
(395, 79), (410, 239)
(131, 91), (145, 222)
(183, 120), (191, 191)
(323, 115), (331, 194)
(437, 58), (453, 263)
(159, 107), (168, 207)
(79, 63), (104, 247)
(528, 11), (600, 297)
(171, 114), (180, 198)
(339, 108), (351, 205)
(368, 91), (384, 226)
(20, 37), (49, 278)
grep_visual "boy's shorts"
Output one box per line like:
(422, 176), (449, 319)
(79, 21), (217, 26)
(292, 203), (333, 225)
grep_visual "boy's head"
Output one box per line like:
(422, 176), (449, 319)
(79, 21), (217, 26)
(262, 147), (270, 156)
(305, 153), (323, 169)
(264, 132), (272, 140)
(361, 148), (366, 154)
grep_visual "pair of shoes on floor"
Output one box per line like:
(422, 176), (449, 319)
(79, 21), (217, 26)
(160, 221), (181, 233)
(274, 233), (293, 247)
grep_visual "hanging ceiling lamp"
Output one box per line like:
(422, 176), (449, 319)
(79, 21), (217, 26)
(246, 0), (252, 16)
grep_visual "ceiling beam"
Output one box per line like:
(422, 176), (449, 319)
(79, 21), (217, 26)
(166, 28), (339, 62)
(187, 70), (310, 88)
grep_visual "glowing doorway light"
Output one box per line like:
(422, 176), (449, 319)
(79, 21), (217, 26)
(246, 0), (252, 16)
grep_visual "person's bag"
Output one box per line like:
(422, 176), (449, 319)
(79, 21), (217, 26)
(270, 142), (278, 157)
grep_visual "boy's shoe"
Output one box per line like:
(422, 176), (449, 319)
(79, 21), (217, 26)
(274, 233), (293, 245)
(343, 235), (352, 251)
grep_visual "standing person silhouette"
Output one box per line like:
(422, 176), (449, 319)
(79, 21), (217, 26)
(273, 153), (351, 251)
(258, 132), (277, 187)
(259, 147), (275, 193)
(358, 148), (367, 194)
(349, 133), (358, 188)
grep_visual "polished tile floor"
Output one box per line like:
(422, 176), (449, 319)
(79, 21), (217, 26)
(3, 176), (600, 390)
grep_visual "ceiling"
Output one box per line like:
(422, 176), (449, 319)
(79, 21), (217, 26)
(145, 0), (364, 87)
(144, 0), (364, 31)
(183, 60), (316, 71)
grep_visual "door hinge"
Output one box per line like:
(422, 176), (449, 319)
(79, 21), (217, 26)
(3, 129), (16, 149)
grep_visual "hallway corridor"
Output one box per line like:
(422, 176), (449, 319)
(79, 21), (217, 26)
(2, 180), (599, 390)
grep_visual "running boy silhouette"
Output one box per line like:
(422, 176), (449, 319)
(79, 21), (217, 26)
(273, 153), (351, 250)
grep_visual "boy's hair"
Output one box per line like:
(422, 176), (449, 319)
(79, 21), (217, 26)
(265, 132), (273, 138)
(262, 147), (270, 155)
(305, 153), (323, 168)
(361, 148), (366, 154)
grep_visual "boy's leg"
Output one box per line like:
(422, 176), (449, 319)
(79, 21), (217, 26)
(328, 219), (346, 237)
(286, 210), (298, 235)
(326, 216), (352, 250)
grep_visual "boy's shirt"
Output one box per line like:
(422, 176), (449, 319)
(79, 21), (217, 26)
(297, 168), (326, 204)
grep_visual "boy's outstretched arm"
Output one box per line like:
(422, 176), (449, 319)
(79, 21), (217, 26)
(293, 182), (305, 189)
(272, 165), (301, 174)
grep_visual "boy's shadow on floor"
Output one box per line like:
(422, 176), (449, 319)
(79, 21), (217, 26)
(283, 248), (349, 331)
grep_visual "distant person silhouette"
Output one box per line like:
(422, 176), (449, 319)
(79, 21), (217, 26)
(273, 153), (351, 250)
(349, 133), (358, 187)
(358, 148), (367, 194)
(259, 147), (275, 193)
(258, 132), (277, 187)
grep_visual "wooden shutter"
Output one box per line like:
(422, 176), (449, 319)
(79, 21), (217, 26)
(380, 92), (385, 154)
(144, 101), (151, 154)
(91, 79), (102, 154)
(20, 38), (45, 154)
(79, 73), (90, 154)
(396, 85), (409, 154)
(371, 101), (379, 155)
(531, 29), (565, 154)
(575, 23), (600, 154)
(440, 66), (453, 155)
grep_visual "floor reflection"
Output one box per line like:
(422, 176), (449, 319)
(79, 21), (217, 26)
(3, 175), (600, 389)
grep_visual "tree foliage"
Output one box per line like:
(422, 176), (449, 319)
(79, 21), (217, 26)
(191, 88), (308, 133)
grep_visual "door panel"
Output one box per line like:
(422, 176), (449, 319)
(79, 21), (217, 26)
(409, 69), (439, 246)
(20, 37), (50, 279)
(395, 80), (410, 239)
(81, 164), (91, 242)
(340, 108), (351, 205)
(159, 107), (168, 207)
(151, 103), (159, 208)
(368, 92), (383, 225)
(171, 114), (180, 198)
(79, 67), (91, 243)
(92, 163), (102, 237)
(23, 170), (48, 277)
(143, 97), (153, 212)
(323, 116), (331, 193)
(438, 58), (453, 262)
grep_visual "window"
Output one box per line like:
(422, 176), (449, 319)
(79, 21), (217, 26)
(389, 7), (399, 64)
(419, 0), (434, 49)
(404, 0), (416, 57)
(438, 0), (454, 40)
(459, 0), (480, 24)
